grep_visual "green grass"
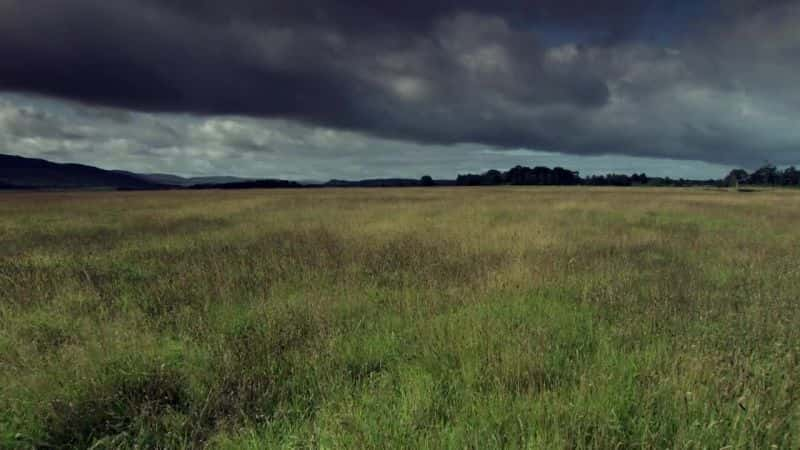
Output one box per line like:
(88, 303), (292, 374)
(1, 187), (799, 449)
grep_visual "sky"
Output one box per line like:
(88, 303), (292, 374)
(1, 0), (798, 179)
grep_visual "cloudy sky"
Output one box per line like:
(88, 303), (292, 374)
(1, 0), (798, 179)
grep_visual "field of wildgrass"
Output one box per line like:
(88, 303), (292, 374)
(1, 187), (799, 449)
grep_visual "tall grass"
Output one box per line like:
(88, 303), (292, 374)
(1, 187), (799, 448)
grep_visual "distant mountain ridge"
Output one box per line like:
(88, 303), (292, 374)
(112, 170), (255, 186)
(0, 154), (303, 190)
(0, 154), (163, 190)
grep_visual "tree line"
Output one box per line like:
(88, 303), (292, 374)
(455, 165), (674, 186)
(448, 164), (800, 188)
(724, 165), (800, 186)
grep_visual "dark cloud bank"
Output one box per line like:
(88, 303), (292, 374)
(1, 0), (799, 176)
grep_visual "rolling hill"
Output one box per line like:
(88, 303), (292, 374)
(112, 171), (255, 186)
(0, 154), (165, 190)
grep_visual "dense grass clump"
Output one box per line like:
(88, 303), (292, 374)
(2, 187), (800, 448)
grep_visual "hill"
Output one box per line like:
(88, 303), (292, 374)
(0, 154), (165, 190)
(113, 171), (254, 186)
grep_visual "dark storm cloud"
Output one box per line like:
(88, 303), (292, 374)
(138, 0), (647, 34)
(0, 0), (617, 117)
(0, 1), (356, 119)
(1, 0), (799, 167)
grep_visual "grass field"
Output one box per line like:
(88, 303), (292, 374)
(1, 187), (799, 449)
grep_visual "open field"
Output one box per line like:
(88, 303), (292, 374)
(1, 187), (800, 449)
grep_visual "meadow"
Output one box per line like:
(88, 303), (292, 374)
(1, 187), (799, 449)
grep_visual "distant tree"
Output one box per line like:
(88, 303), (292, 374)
(505, 165), (529, 185)
(456, 174), (483, 186)
(725, 169), (749, 187)
(585, 175), (607, 186)
(420, 175), (434, 186)
(782, 166), (800, 186)
(455, 164), (728, 188)
(552, 167), (580, 185)
(482, 169), (504, 185)
(749, 165), (779, 185)
(528, 166), (550, 185)
(603, 174), (632, 186)
(630, 173), (649, 185)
